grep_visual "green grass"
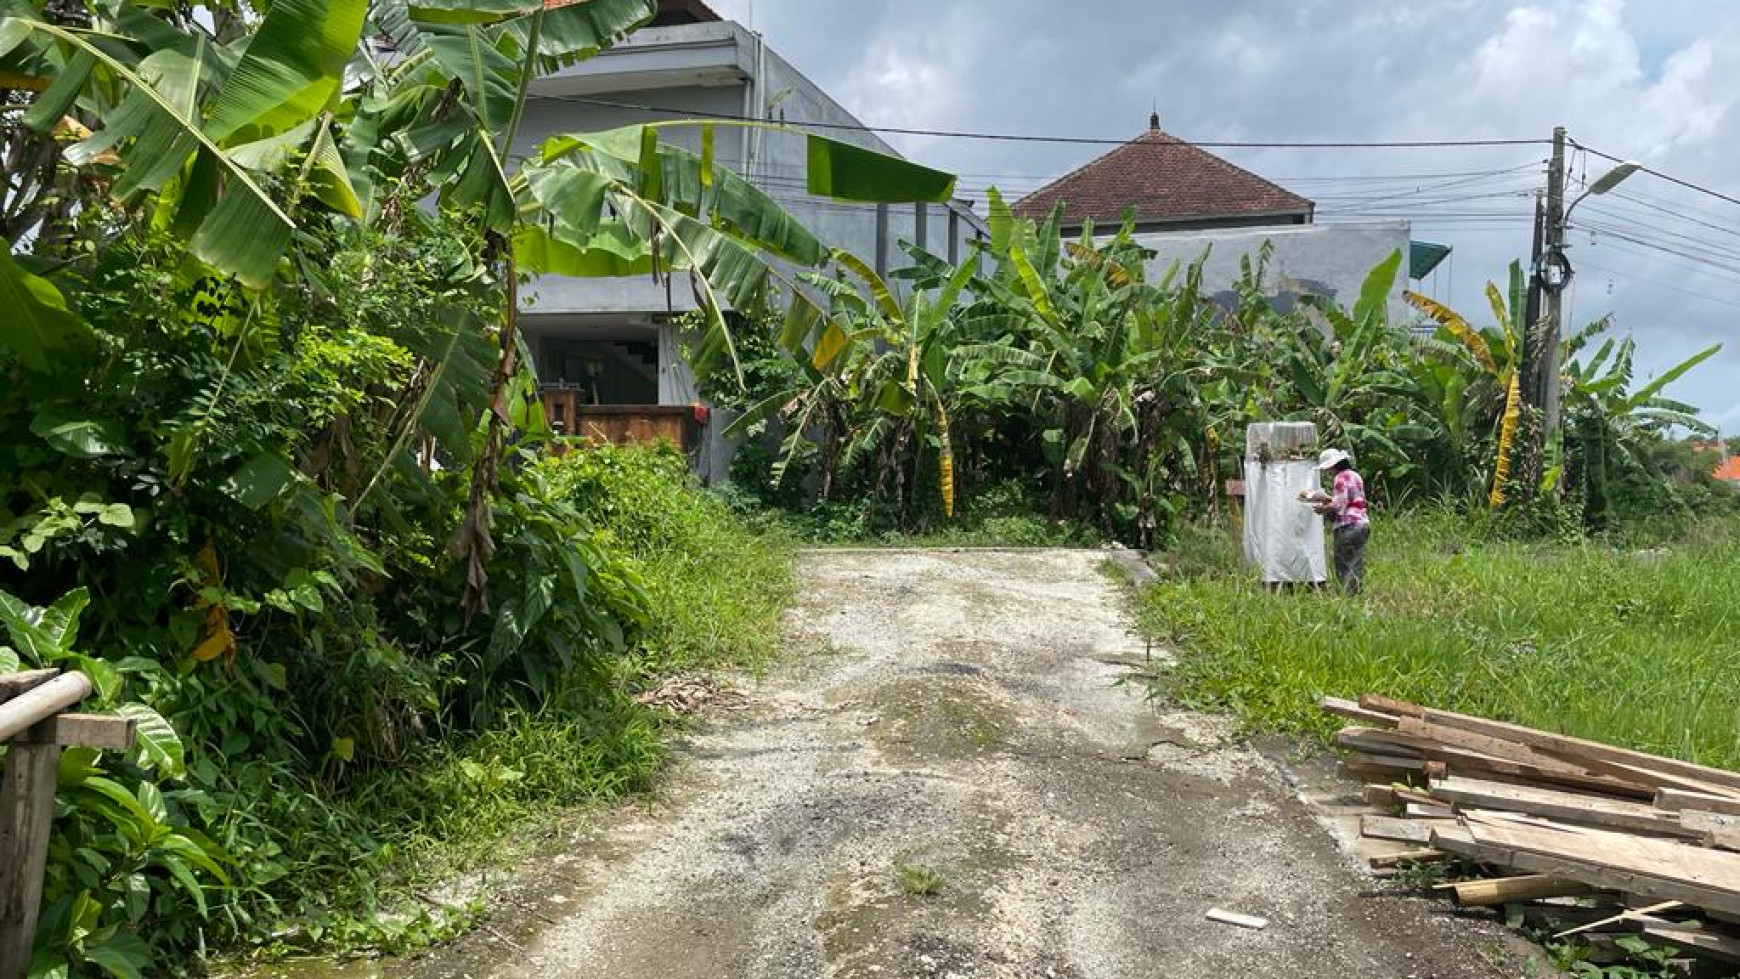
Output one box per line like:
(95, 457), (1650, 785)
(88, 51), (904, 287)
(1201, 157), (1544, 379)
(1139, 511), (1740, 769)
(894, 862), (946, 897)
(243, 447), (796, 957)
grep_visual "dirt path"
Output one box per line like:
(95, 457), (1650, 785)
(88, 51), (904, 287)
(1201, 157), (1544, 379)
(296, 548), (1525, 978)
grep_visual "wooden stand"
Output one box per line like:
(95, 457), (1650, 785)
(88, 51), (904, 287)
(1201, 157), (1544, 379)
(0, 670), (136, 979)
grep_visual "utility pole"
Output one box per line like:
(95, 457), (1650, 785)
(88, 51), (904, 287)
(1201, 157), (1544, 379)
(1540, 126), (1569, 439)
(1518, 129), (1567, 496)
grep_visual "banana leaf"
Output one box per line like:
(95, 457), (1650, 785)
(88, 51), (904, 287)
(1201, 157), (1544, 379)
(203, 0), (368, 145)
(805, 133), (954, 203)
(0, 243), (92, 373)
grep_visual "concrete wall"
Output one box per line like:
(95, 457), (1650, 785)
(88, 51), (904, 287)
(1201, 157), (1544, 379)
(1134, 221), (1412, 321)
(516, 20), (987, 325)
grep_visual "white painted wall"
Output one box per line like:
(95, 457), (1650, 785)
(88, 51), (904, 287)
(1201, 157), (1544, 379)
(1134, 221), (1412, 321)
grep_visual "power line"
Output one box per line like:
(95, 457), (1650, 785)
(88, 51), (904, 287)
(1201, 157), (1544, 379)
(1579, 258), (1740, 310)
(1576, 209), (1740, 266)
(536, 92), (1551, 150)
(1573, 140), (1740, 210)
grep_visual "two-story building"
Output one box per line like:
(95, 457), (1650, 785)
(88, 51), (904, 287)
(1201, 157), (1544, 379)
(513, 0), (987, 480)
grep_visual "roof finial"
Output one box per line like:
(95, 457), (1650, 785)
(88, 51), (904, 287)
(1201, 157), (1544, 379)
(1150, 103), (1160, 131)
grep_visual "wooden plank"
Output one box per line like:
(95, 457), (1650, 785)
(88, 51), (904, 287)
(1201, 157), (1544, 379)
(1407, 802), (1455, 818)
(1432, 824), (1738, 916)
(1370, 848), (1445, 869)
(0, 743), (61, 978)
(1429, 776), (1695, 837)
(19, 713), (137, 751)
(1454, 812), (1740, 915)
(1321, 697), (1399, 728)
(1362, 814), (1442, 844)
(1449, 874), (1596, 907)
(1346, 751), (1428, 772)
(1377, 695), (1740, 797)
(0, 672), (92, 742)
(1359, 693), (1423, 718)
(1681, 811), (1740, 852)
(1335, 727), (1424, 757)
(1657, 789), (1740, 816)
(1362, 784), (1400, 808)
(0, 670), (59, 704)
(1394, 716), (1653, 799)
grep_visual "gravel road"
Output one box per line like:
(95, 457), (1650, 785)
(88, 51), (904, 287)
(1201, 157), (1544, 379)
(278, 548), (1528, 979)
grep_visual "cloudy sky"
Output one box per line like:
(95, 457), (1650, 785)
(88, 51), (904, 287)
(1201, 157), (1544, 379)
(709, 0), (1740, 431)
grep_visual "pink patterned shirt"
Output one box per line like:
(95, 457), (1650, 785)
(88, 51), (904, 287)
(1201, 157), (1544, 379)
(1331, 470), (1368, 528)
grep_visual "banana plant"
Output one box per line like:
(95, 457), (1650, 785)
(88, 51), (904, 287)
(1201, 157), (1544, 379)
(1405, 261), (1530, 509)
(725, 243), (981, 520)
(1561, 318), (1720, 527)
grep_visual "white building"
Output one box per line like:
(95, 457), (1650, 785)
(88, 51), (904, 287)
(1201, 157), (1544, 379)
(514, 0), (987, 478)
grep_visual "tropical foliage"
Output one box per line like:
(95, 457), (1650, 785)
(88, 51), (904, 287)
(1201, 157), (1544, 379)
(0, 0), (950, 972)
(719, 194), (1726, 544)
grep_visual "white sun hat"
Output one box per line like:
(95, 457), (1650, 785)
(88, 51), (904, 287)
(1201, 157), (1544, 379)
(1316, 448), (1351, 471)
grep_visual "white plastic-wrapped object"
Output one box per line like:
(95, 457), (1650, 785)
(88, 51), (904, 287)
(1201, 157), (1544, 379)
(1243, 422), (1328, 584)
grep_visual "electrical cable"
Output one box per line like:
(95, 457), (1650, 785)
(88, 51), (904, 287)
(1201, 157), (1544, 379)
(1572, 140), (1740, 210)
(536, 92), (1551, 149)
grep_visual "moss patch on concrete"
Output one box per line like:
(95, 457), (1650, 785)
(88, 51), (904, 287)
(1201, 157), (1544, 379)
(865, 677), (1014, 761)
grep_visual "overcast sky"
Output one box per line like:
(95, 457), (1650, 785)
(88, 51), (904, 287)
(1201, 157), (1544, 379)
(710, 0), (1740, 432)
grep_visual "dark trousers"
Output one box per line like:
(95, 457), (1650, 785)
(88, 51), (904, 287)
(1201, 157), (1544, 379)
(1333, 522), (1370, 595)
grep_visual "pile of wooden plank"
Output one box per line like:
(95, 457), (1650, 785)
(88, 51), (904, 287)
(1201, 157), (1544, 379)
(1323, 693), (1740, 970)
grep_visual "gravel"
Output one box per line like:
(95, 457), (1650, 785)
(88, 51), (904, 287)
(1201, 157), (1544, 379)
(261, 548), (1536, 979)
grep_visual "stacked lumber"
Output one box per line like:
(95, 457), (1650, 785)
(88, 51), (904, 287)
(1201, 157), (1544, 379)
(1324, 694), (1740, 969)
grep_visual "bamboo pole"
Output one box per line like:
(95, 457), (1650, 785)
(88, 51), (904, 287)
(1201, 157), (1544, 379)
(0, 673), (92, 744)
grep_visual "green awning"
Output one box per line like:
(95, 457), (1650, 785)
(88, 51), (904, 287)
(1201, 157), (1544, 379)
(1410, 240), (1452, 280)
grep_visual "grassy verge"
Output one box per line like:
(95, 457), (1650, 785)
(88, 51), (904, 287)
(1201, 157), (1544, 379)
(1138, 511), (1740, 769)
(253, 446), (795, 956)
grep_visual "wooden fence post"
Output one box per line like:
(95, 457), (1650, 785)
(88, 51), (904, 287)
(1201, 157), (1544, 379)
(0, 741), (61, 979)
(0, 669), (127, 979)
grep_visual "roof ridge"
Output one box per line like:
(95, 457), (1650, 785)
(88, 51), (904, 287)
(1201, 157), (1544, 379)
(1011, 126), (1313, 226)
(1010, 130), (1155, 211)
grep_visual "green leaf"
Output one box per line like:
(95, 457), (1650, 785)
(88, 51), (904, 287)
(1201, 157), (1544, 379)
(158, 855), (207, 915)
(0, 239), (91, 373)
(222, 453), (297, 510)
(118, 703), (185, 778)
(204, 0), (369, 145)
(875, 380), (916, 416)
(805, 134), (956, 203)
(29, 410), (128, 458)
(1352, 249), (1401, 328)
(710, 165), (826, 265)
(135, 780), (168, 823)
(331, 736), (355, 761)
(501, 0), (653, 64)
(21, 49), (93, 131)
(80, 930), (152, 979)
(514, 223), (652, 278)
(0, 586), (88, 664)
(524, 165), (612, 236)
(15, 20), (296, 287)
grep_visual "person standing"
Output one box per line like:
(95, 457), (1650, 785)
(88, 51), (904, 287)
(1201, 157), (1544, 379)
(1312, 448), (1369, 595)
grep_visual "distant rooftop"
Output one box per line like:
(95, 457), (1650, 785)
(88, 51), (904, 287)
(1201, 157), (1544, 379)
(649, 0), (721, 24)
(1015, 113), (1314, 232)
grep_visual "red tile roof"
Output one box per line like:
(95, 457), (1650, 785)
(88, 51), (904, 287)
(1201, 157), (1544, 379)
(1014, 119), (1313, 229)
(1716, 457), (1740, 483)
